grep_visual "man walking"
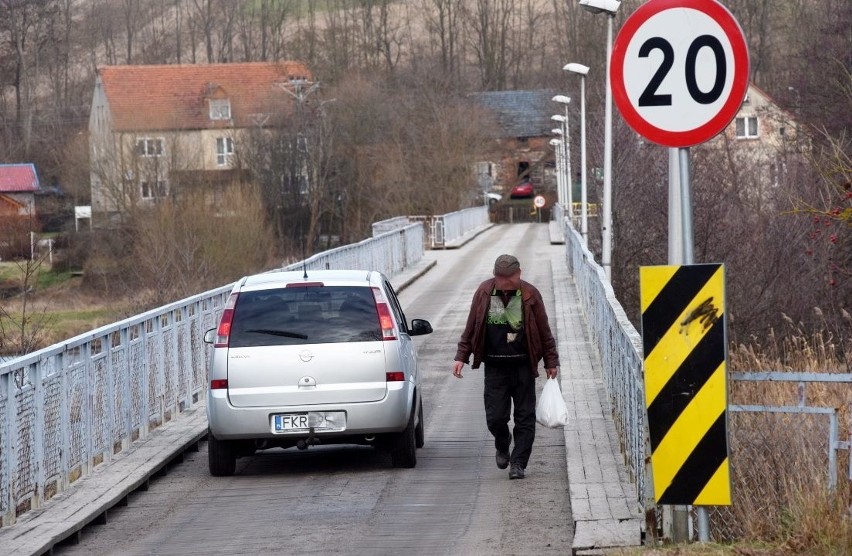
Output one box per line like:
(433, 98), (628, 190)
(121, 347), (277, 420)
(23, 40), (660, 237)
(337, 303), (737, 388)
(452, 254), (559, 479)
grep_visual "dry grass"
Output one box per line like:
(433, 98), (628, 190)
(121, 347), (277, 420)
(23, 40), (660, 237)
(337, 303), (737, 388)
(1, 276), (134, 352)
(616, 321), (851, 554)
(632, 320), (852, 554)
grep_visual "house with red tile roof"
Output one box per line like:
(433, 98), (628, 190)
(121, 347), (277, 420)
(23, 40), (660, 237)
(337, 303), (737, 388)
(0, 163), (41, 218)
(89, 61), (313, 216)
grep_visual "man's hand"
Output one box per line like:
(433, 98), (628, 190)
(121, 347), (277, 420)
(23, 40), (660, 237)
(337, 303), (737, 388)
(452, 361), (465, 378)
(545, 367), (558, 379)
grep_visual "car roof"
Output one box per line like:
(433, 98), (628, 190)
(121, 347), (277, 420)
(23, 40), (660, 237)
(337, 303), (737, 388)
(239, 269), (381, 291)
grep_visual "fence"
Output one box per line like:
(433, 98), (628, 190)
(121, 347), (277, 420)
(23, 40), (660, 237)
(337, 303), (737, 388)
(706, 371), (852, 542)
(561, 213), (648, 514)
(411, 205), (490, 248)
(0, 287), (229, 527)
(0, 217), (435, 527)
(283, 222), (424, 278)
(561, 210), (852, 543)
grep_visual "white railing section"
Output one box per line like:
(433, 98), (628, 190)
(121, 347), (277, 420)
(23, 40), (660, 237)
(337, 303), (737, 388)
(371, 216), (411, 237)
(0, 286), (231, 526)
(0, 216), (434, 527)
(438, 206), (489, 248)
(283, 222), (424, 277)
(563, 218), (648, 513)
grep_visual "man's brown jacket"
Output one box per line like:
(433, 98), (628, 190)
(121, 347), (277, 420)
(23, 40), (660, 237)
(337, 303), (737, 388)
(454, 278), (560, 377)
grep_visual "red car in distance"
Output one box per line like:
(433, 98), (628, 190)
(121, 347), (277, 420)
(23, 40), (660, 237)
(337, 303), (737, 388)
(510, 180), (534, 199)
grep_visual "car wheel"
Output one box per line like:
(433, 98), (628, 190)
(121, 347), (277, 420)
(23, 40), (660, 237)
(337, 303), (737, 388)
(415, 401), (425, 449)
(208, 429), (236, 476)
(391, 407), (417, 468)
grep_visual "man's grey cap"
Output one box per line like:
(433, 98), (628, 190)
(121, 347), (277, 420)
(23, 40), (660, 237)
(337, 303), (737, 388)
(494, 254), (521, 277)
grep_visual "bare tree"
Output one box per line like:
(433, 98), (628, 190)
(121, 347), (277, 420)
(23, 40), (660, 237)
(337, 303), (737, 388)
(0, 214), (53, 355)
(422, 0), (464, 78)
(465, 0), (515, 90)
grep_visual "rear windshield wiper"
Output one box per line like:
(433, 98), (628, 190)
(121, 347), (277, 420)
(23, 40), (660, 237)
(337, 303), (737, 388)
(244, 328), (309, 340)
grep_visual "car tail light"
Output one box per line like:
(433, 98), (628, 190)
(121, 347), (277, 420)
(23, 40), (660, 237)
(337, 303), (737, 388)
(371, 287), (397, 341)
(386, 372), (405, 382)
(210, 379), (228, 389)
(215, 292), (239, 347)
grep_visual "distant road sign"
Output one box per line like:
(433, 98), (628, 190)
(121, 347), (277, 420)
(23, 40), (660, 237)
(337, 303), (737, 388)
(533, 195), (546, 208)
(611, 0), (749, 147)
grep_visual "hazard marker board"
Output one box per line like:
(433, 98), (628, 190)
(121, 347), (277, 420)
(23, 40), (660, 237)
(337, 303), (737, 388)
(640, 263), (731, 505)
(611, 0), (749, 147)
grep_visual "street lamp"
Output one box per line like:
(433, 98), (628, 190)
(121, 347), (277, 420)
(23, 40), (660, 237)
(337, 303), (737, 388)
(578, 0), (620, 281)
(564, 63), (589, 248)
(549, 137), (564, 208)
(551, 128), (565, 208)
(551, 115), (568, 209)
(551, 95), (572, 216)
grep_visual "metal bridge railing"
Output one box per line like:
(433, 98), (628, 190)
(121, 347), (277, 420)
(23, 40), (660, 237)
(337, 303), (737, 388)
(410, 205), (490, 249)
(283, 222), (424, 278)
(0, 215), (448, 527)
(562, 215), (648, 513)
(0, 286), (230, 527)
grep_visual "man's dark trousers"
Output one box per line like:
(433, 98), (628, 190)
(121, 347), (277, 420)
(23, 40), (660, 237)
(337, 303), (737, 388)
(483, 363), (536, 468)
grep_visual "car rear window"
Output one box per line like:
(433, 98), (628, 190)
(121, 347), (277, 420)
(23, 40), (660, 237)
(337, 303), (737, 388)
(228, 286), (381, 347)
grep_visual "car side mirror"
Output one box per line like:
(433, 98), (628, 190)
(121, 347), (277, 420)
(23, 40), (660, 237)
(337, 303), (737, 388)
(408, 319), (433, 336)
(203, 328), (216, 344)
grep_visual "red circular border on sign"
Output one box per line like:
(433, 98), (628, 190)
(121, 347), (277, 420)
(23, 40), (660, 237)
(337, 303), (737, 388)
(610, 0), (750, 147)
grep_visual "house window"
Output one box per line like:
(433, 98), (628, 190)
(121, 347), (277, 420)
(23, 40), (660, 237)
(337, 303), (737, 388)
(136, 138), (163, 157)
(140, 180), (167, 199)
(210, 99), (231, 120)
(216, 137), (235, 166)
(735, 116), (758, 139)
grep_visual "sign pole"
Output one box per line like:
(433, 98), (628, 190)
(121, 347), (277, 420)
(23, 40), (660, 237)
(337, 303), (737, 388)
(668, 148), (682, 264)
(679, 147), (694, 265)
(613, 0), (748, 545)
(678, 145), (712, 541)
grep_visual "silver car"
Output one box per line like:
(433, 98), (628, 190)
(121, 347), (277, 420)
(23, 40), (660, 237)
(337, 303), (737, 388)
(204, 269), (433, 476)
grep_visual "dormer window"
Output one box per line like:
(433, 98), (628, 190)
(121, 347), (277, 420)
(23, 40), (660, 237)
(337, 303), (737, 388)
(210, 98), (231, 121)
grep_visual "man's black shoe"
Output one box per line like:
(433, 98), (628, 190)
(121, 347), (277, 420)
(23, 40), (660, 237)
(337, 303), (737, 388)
(496, 450), (510, 469)
(509, 463), (525, 480)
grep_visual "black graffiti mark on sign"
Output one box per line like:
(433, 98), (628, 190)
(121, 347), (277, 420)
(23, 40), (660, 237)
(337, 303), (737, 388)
(680, 297), (719, 333)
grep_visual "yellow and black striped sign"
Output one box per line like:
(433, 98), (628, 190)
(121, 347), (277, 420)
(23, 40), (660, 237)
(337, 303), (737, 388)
(640, 264), (731, 506)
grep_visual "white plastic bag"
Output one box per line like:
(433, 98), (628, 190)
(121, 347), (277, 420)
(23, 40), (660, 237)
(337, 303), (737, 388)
(536, 378), (569, 428)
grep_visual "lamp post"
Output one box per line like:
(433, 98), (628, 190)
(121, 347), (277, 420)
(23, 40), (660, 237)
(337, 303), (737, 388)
(551, 95), (572, 217)
(578, 0), (620, 281)
(551, 128), (565, 208)
(564, 63), (589, 248)
(549, 138), (564, 210)
(552, 115), (569, 211)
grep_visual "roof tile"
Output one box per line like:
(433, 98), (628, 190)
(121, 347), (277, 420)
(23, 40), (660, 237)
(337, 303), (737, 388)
(0, 164), (40, 192)
(98, 62), (314, 131)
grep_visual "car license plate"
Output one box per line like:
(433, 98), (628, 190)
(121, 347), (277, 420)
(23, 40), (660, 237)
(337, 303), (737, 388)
(272, 412), (346, 433)
(274, 413), (309, 432)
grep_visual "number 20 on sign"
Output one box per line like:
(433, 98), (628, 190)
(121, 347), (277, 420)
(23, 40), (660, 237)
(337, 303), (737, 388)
(611, 0), (749, 147)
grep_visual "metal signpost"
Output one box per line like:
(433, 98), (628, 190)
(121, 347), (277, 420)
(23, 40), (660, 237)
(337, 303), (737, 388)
(610, 0), (749, 542)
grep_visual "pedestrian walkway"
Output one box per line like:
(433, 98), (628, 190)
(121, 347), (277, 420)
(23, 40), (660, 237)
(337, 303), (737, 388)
(551, 254), (643, 554)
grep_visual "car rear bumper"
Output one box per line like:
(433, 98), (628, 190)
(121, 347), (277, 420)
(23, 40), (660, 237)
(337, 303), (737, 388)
(207, 381), (414, 440)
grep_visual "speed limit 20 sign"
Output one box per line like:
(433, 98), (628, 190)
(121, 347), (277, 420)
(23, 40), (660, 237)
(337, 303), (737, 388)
(611, 0), (749, 147)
